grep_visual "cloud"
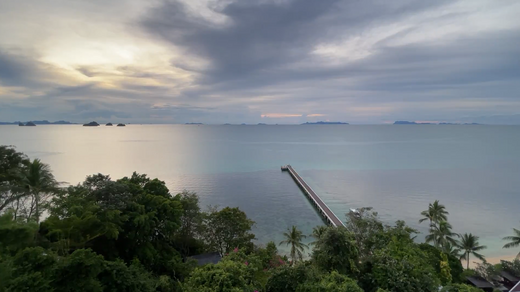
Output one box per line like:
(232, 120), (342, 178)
(261, 113), (302, 118)
(1, 0), (520, 123)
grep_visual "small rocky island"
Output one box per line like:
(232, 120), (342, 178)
(116, 123), (125, 127)
(83, 121), (100, 127)
(106, 123), (113, 126)
(18, 121), (36, 126)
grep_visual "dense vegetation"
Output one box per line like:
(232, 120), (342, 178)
(1, 145), (519, 291)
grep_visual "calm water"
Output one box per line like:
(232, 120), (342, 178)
(1, 124), (519, 258)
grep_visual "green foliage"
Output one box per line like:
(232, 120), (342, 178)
(19, 158), (60, 223)
(255, 241), (285, 269)
(344, 208), (417, 261)
(312, 227), (359, 276)
(43, 172), (185, 276)
(279, 226), (308, 264)
(419, 200), (449, 227)
(419, 243), (464, 283)
(501, 258), (520, 275)
(359, 239), (441, 292)
(265, 264), (321, 292)
(0, 211), (38, 253)
(503, 227), (520, 258)
(174, 190), (204, 257)
(53, 249), (106, 291)
(474, 261), (501, 286)
(296, 271), (363, 292)
(440, 253), (453, 284)
(0, 146), (28, 213)
(440, 284), (483, 292)
(458, 233), (486, 270)
(183, 250), (262, 292)
(202, 206), (255, 255)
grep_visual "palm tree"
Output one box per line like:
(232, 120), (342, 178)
(442, 241), (462, 258)
(279, 225), (308, 264)
(503, 228), (520, 258)
(419, 200), (449, 227)
(458, 233), (486, 269)
(20, 159), (59, 224)
(310, 225), (328, 246)
(425, 220), (459, 248)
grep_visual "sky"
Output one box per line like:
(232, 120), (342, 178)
(0, 0), (519, 124)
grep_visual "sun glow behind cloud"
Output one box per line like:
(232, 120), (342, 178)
(0, 0), (519, 124)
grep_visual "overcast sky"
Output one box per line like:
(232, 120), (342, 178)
(0, 0), (519, 124)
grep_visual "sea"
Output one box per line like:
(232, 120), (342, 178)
(1, 124), (519, 260)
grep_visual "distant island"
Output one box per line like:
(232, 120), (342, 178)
(185, 123), (203, 125)
(301, 121), (349, 125)
(1, 120), (74, 125)
(18, 122), (36, 126)
(117, 123), (126, 127)
(106, 123), (113, 126)
(83, 121), (100, 127)
(394, 121), (481, 125)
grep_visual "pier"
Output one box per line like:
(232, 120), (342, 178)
(281, 165), (344, 227)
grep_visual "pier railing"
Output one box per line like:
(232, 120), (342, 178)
(282, 165), (344, 227)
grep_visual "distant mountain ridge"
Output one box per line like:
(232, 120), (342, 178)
(0, 120), (74, 125)
(394, 121), (480, 125)
(301, 121), (349, 125)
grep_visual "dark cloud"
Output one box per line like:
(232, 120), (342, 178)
(0, 50), (58, 87)
(2, 0), (520, 124)
(138, 0), (520, 123)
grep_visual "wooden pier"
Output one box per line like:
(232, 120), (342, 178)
(281, 165), (344, 227)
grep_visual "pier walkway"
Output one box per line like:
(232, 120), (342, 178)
(281, 165), (344, 227)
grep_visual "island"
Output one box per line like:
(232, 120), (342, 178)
(1, 120), (74, 125)
(185, 123), (203, 125)
(83, 121), (100, 127)
(106, 123), (113, 126)
(301, 121), (349, 125)
(257, 123), (267, 125)
(395, 121), (481, 125)
(116, 123), (126, 127)
(394, 121), (418, 125)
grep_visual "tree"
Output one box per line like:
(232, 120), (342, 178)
(440, 253), (453, 284)
(202, 207), (255, 255)
(419, 200), (449, 227)
(296, 271), (363, 292)
(42, 172), (187, 279)
(502, 227), (520, 258)
(280, 226), (308, 265)
(310, 225), (328, 246)
(426, 221), (459, 248)
(312, 227), (359, 276)
(458, 233), (486, 269)
(440, 284), (483, 292)
(0, 211), (38, 253)
(344, 207), (384, 260)
(359, 239), (440, 292)
(183, 250), (262, 292)
(344, 208), (417, 261)
(174, 190), (204, 257)
(442, 241), (462, 258)
(265, 264), (321, 292)
(0, 146), (28, 214)
(474, 261), (501, 286)
(418, 243), (464, 284)
(19, 159), (59, 223)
